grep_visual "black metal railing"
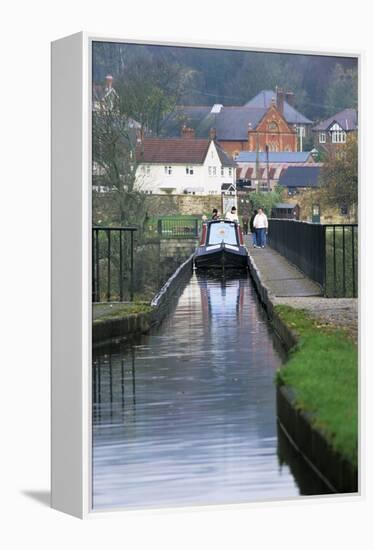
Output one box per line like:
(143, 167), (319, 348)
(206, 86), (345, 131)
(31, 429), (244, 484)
(92, 226), (137, 303)
(268, 219), (358, 297)
(157, 217), (200, 239)
(324, 224), (358, 298)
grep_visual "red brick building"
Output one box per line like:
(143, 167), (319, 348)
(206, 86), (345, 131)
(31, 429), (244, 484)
(164, 89), (312, 158)
(216, 99), (298, 156)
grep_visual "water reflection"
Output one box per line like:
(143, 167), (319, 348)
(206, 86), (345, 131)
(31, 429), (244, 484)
(93, 273), (301, 510)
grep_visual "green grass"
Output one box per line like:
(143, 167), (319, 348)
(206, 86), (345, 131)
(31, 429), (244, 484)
(275, 304), (358, 465)
(93, 302), (152, 324)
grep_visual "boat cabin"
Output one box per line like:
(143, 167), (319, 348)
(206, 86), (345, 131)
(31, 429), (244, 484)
(195, 220), (247, 270)
(200, 220), (244, 248)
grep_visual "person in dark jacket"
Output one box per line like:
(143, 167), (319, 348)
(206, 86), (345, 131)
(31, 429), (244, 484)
(249, 210), (258, 247)
(212, 208), (220, 220)
(242, 212), (249, 235)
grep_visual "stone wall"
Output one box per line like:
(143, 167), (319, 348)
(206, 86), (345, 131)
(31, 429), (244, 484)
(160, 239), (198, 258)
(93, 191), (222, 224)
(144, 194), (221, 217)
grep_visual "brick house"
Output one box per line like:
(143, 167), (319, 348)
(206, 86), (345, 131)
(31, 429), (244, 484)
(312, 108), (358, 153)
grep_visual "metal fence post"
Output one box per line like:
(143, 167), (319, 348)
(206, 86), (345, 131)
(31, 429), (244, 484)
(130, 230), (134, 302)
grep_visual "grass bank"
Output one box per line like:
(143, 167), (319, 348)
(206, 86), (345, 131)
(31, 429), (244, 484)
(93, 302), (152, 324)
(275, 304), (358, 466)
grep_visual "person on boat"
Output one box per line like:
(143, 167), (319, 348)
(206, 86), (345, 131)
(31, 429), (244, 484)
(242, 212), (249, 235)
(225, 206), (239, 222)
(249, 210), (258, 247)
(253, 207), (268, 248)
(211, 208), (220, 220)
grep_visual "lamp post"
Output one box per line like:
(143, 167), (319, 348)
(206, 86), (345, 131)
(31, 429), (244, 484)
(265, 144), (270, 192)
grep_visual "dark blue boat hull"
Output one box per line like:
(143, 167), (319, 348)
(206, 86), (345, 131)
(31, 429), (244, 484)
(194, 243), (248, 270)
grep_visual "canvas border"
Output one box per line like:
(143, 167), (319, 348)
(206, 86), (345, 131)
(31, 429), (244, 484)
(51, 32), (363, 519)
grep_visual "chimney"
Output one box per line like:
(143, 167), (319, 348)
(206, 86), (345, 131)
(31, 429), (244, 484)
(285, 91), (294, 106)
(209, 127), (216, 141)
(276, 88), (285, 115)
(181, 126), (195, 139)
(105, 74), (113, 90)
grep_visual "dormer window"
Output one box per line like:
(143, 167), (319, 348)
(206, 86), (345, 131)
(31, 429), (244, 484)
(330, 123), (346, 143)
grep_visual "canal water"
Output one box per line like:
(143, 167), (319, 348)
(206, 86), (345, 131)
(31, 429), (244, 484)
(92, 272), (324, 510)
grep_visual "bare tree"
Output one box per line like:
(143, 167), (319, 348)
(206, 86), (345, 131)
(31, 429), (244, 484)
(93, 90), (144, 226)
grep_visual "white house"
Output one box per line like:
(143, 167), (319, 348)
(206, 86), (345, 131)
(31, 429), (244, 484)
(135, 129), (237, 195)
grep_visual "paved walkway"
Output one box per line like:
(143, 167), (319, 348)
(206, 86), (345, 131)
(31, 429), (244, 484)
(244, 235), (358, 339)
(244, 236), (322, 297)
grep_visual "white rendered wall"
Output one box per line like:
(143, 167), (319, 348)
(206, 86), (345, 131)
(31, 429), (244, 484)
(135, 141), (235, 194)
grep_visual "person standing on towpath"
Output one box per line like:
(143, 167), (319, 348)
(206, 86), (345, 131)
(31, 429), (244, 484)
(249, 209), (258, 247)
(253, 207), (268, 248)
(242, 212), (249, 235)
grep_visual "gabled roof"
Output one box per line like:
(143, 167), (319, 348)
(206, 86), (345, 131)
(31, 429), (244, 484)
(244, 90), (313, 125)
(215, 143), (237, 167)
(161, 89), (313, 140)
(214, 107), (266, 140)
(278, 166), (321, 188)
(136, 138), (210, 164)
(221, 183), (236, 190)
(236, 151), (313, 163)
(92, 84), (118, 103)
(312, 108), (358, 132)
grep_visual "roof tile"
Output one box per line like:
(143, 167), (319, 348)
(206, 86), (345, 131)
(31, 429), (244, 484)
(136, 138), (210, 164)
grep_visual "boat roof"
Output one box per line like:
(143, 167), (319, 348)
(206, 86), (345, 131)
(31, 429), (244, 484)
(206, 219), (238, 224)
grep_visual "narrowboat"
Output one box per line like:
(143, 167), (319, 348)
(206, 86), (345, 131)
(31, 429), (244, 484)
(194, 220), (248, 270)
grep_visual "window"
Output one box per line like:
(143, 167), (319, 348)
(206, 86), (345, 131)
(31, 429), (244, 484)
(146, 165), (150, 175)
(212, 166), (217, 176)
(208, 166), (216, 176)
(296, 126), (305, 137)
(331, 129), (346, 143)
(228, 167), (233, 177)
(185, 166), (194, 175)
(164, 166), (172, 175)
(268, 121), (278, 131)
(208, 166), (212, 176)
(330, 123), (346, 143)
(319, 132), (326, 143)
(221, 167), (224, 176)
(208, 222), (238, 245)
